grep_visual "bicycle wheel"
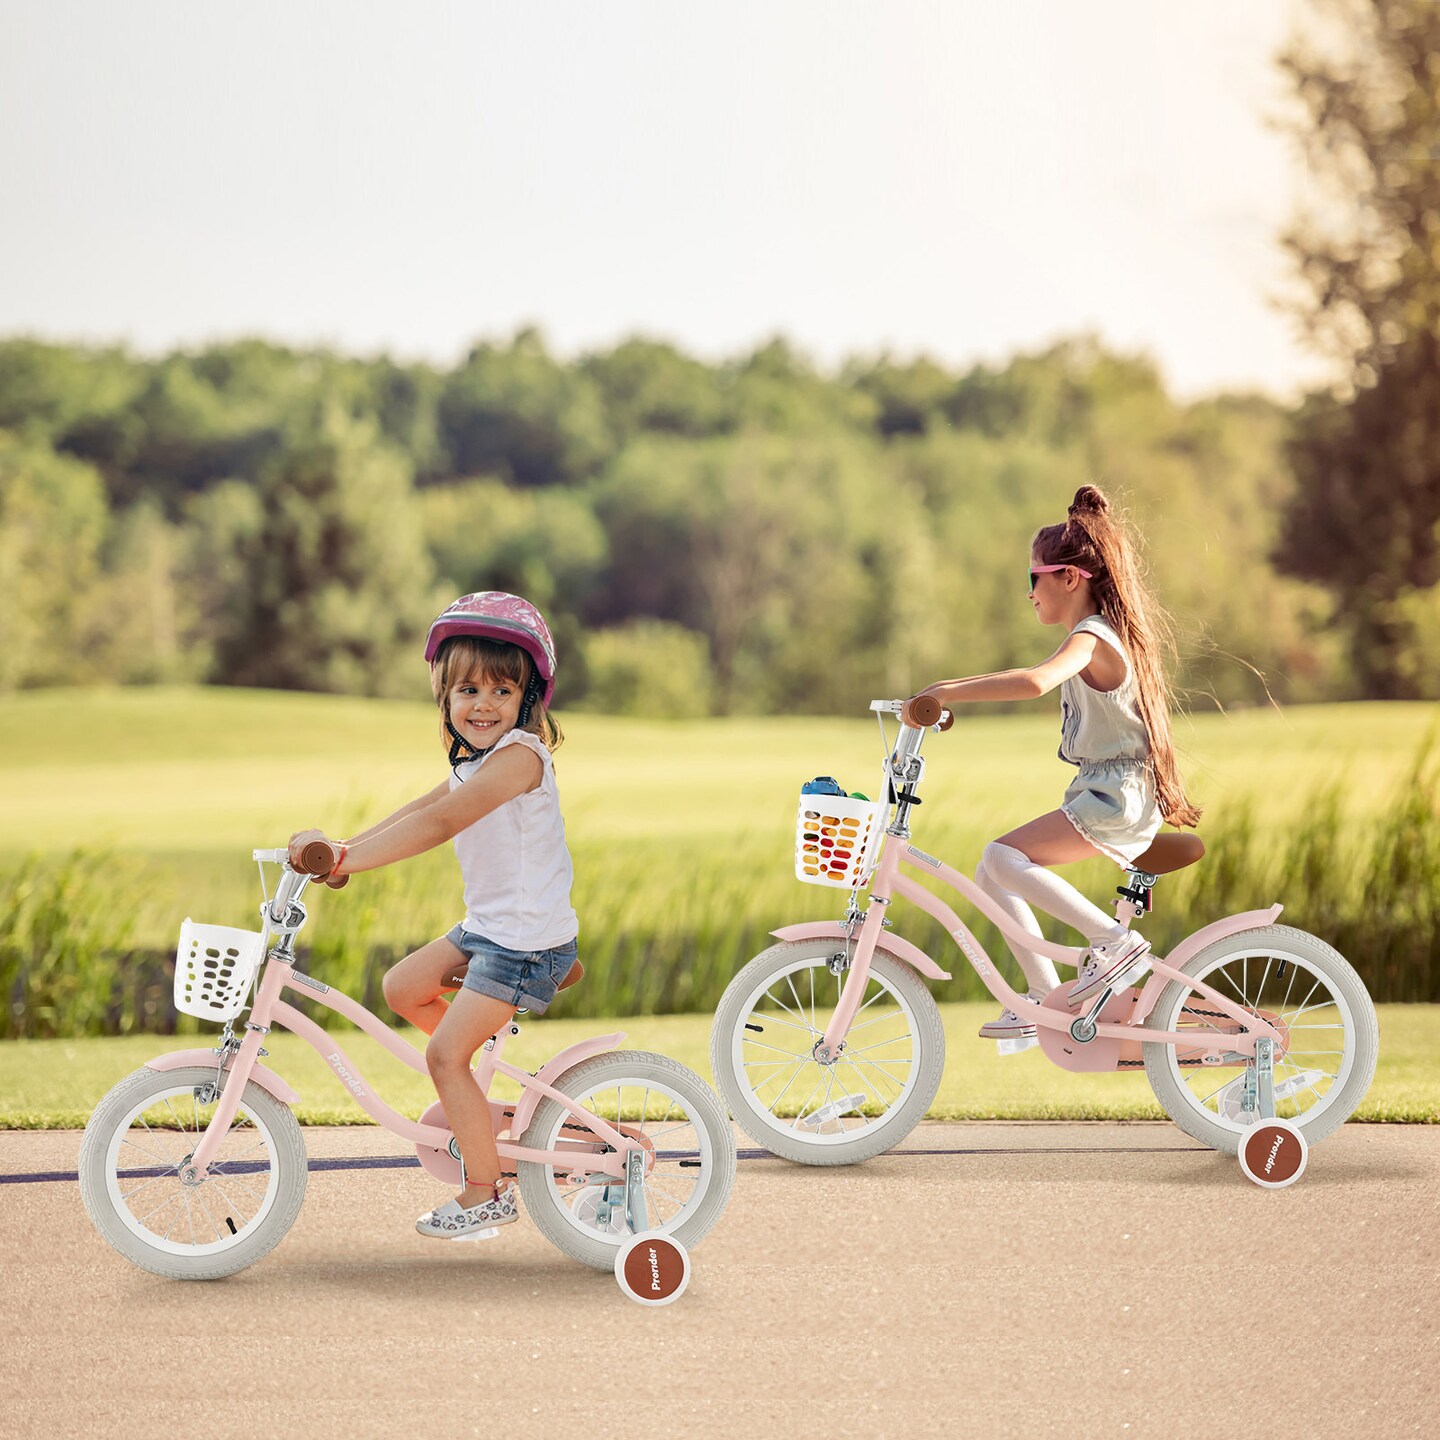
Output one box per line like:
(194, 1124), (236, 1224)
(516, 1051), (736, 1272)
(1143, 925), (1378, 1154)
(79, 1065), (308, 1280)
(710, 938), (945, 1165)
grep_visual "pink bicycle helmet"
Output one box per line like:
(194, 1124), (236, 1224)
(424, 591), (558, 707)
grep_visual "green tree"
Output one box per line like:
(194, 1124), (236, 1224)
(581, 337), (734, 443)
(1273, 0), (1440, 696)
(439, 328), (613, 487)
(215, 406), (440, 696)
(0, 434), (108, 689)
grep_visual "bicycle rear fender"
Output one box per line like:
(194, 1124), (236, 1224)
(147, 1049), (301, 1106)
(510, 1031), (626, 1139)
(771, 923), (952, 981)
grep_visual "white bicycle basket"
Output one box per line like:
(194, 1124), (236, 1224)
(795, 794), (886, 888)
(174, 918), (266, 1022)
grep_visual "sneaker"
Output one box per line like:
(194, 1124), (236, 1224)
(1070, 932), (1152, 1005)
(978, 993), (1044, 1039)
(416, 1182), (519, 1239)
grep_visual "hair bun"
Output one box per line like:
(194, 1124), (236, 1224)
(1068, 485), (1109, 519)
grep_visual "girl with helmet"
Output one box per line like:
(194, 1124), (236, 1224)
(288, 591), (579, 1240)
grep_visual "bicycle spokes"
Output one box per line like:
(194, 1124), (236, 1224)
(1170, 953), (1349, 1123)
(110, 1088), (279, 1252)
(739, 959), (920, 1137)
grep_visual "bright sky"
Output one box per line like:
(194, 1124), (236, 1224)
(0, 0), (1328, 400)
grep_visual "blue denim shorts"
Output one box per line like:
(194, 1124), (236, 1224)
(445, 924), (579, 1013)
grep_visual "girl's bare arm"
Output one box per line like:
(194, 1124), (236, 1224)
(918, 632), (1099, 706)
(334, 747), (543, 875)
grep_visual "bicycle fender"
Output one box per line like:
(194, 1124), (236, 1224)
(147, 1049), (302, 1106)
(771, 922), (952, 981)
(510, 1031), (626, 1139)
(1163, 905), (1284, 971)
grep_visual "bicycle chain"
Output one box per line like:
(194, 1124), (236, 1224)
(1115, 1004), (1254, 1065)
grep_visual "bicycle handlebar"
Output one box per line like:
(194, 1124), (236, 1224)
(899, 696), (954, 731)
(294, 838), (348, 888)
(252, 842), (348, 889)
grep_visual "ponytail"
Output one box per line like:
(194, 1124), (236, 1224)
(1035, 486), (1201, 828)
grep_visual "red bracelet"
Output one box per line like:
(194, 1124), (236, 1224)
(329, 844), (347, 879)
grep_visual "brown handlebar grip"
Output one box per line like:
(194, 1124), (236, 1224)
(295, 839), (348, 888)
(903, 695), (943, 727)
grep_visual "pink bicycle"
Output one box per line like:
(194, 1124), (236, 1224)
(80, 843), (735, 1283)
(710, 698), (1378, 1179)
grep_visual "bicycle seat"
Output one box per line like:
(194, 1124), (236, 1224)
(1131, 833), (1205, 876)
(557, 958), (585, 992)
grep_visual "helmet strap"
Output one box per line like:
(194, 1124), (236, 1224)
(446, 718), (492, 771)
(517, 671), (544, 730)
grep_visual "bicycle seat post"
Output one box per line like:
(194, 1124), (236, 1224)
(1115, 868), (1159, 926)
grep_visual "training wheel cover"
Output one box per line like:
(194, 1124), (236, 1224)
(1238, 1117), (1309, 1188)
(614, 1230), (691, 1305)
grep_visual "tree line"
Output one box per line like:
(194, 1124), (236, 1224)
(1, 328), (1379, 714)
(5, 0), (1438, 712)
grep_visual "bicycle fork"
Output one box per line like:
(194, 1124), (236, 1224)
(814, 896), (889, 1065)
(180, 956), (287, 1182)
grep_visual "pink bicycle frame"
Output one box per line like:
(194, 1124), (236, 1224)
(174, 952), (640, 1183)
(810, 837), (1285, 1059)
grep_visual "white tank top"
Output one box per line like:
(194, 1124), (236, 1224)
(1057, 615), (1150, 768)
(449, 729), (579, 951)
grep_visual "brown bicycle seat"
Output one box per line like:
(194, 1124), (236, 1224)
(557, 958), (584, 992)
(1131, 833), (1205, 876)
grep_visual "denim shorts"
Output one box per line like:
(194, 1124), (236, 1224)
(445, 924), (579, 1013)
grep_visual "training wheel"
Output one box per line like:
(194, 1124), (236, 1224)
(614, 1231), (691, 1306)
(1238, 1117), (1308, 1189)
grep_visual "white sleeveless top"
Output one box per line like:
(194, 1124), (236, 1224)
(1057, 615), (1150, 768)
(449, 729), (578, 951)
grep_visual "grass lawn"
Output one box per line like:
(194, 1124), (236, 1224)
(2, 1002), (1434, 1130)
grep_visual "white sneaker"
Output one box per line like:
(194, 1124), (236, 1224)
(1070, 932), (1152, 1005)
(416, 1182), (518, 1239)
(978, 993), (1043, 1039)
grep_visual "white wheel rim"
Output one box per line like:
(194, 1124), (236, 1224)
(534, 1078), (717, 1250)
(103, 1083), (282, 1257)
(1159, 945), (1358, 1138)
(729, 954), (923, 1146)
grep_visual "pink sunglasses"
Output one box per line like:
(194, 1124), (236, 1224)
(1029, 563), (1094, 589)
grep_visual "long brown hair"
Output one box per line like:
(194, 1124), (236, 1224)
(430, 636), (563, 757)
(1033, 485), (1201, 828)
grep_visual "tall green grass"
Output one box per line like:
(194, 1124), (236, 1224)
(4, 741), (1437, 1036)
(3, 690), (1437, 1036)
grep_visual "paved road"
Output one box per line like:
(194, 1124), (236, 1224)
(2, 1122), (1436, 1439)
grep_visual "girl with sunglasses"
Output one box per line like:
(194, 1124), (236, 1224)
(912, 484), (1202, 1039)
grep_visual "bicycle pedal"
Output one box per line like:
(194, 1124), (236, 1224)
(448, 1227), (501, 1243)
(798, 1093), (868, 1129)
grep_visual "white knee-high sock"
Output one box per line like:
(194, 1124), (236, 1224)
(981, 841), (1128, 959)
(974, 855), (1061, 996)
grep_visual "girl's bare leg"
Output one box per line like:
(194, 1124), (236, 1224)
(382, 936), (468, 1035)
(997, 809), (1110, 866)
(426, 988), (516, 1204)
